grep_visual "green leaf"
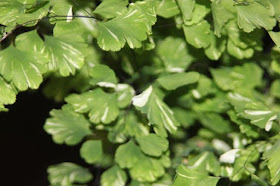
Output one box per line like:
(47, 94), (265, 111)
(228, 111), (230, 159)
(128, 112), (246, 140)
(157, 72), (200, 90)
(211, 0), (234, 37)
(115, 140), (143, 169)
(47, 162), (92, 186)
(271, 80), (280, 98)
(101, 165), (127, 186)
(174, 165), (220, 186)
(129, 153), (165, 182)
(132, 86), (180, 137)
(243, 102), (277, 131)
(44, 106), (92, 145)
(236, 2), (276, 33)
(183, 21), (211, 49)
(269, 0), (280, 21)
(93, 0), (128, 19)
(66, 89), (119, 124)
(89, 64), (118, 88)
(116, 84), (135, 108)
(80, 140), (103, 164)
(263, 140), (280, 185)
(156, 0), (179, 18)
(269, 31), (280, 48)
(156, 37), (193, 72)
(227, 110), (259, 138)
(251, 174), (268, 186)
(136, 133), (168, 157)
(198, 113), (232, 134)
(192, 75), (217, 99)
(205, 32), (226, 60)
(0, 77), (16, 106)
(97, 0), (156, 51)
(227, 39), (254, 59)
(0, 0), (49, 26)
(176, 0), (195, 21)
(183, 2), (210, 26)
(43, 35), (86, 76)
(115, 140), (166, 182)
(0, 45), (46, 90)
(193, 93), (230, 113)
(211, 63), (263, 91)
(187, 152), (221, 176)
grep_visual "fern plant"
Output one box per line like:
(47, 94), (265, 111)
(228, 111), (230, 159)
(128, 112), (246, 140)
(1, 0), (280, 185)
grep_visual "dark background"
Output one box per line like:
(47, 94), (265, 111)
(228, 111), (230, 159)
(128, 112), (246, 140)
(0, 89), (87, 186)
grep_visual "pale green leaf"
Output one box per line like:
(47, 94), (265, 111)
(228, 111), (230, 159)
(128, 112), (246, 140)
(156, 37), (193, 72)
(116, 84), (135, 108)
(227, 39), (254, 59)
(136, 133), (168, 157)
(211, 63), (263, 91)
(43, 35), (86, 76)
(211, 0), (234, 37)
(156, 0), (179, 18)
(44, 106), (92, 145)
(198, 113), (232, 134)
(263, 140), (280, 185)
(205, 32), (226, 60)
(183, 3), (210, 26)
(47, 162), (92, 186)
(0, 45), (45, 90)
(174, 165), (220, 186)
(157, 72), (200, 90)
(251, 174), (268, 186)
(80, 140), (103, 164)
(187, 152), (221, 176)
(192, 75), (217, 99)
(97, 0), (156, 51)
(115, 140), (143, 169)
(227, 110), (259, 138)
(101, 165), (127, 186)
(236, 2), (276, 33)
(132, 86), (180, 137)
(89, 64), (118, 88)
(269, 31), (280, 48)
(183, 21), (211, 49)
(271, 80), (280, 98)
(65, 88), (119, 124)
(0, 77), (16, 105)
(0, 0), (49, 26)
(176, 0), (195, 21)
(243, 102), (277, 131)
(129, 153), (165, 182)
(193, 93), (230, 113)
(50, 0), (72, 16)
(269, 0), (280, 21)
(93, 0), (128, 19)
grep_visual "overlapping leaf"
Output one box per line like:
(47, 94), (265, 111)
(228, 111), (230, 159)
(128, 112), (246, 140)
(66, 88), (119, 124)
(42, 34), (87, 76)
(155, 37), (193, 72)
(174, 165), (220, 186)
(93, 0), (128, 19)
(80, 140), (103, 164)
(132, 86), (180, 137)
(97, 0), (156, 51)
(235, 2), (276, 33)
(47, 162), (92, 186)
(157, 72), (199, 90)
(263, 140), (280, 185)
(44, 105), (92, 145)
(0, 45), (46, 91)
(101, 165), (127, 186)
